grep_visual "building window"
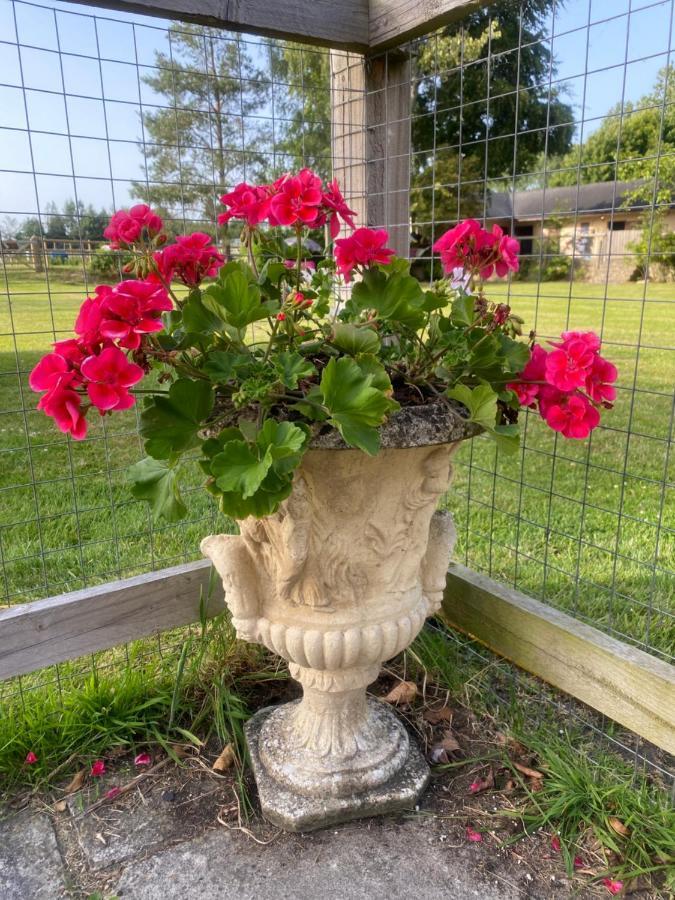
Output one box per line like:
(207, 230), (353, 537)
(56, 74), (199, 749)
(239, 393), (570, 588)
(608, 220), (626, 231)
(514, 224), (534, 256)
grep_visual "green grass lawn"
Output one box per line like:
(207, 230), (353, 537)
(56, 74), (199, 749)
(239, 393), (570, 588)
(0, 267), (673, 658)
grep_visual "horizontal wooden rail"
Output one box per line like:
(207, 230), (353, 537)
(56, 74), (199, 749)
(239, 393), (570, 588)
(0, 561), (222, 681)
(2, 560), (673, 754)
(441, 564), (675, 756)
(79, 0), (490, 51)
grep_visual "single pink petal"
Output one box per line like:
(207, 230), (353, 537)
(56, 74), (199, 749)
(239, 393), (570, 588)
(602, 879), (624, 896)
(25, 751), (38, 765)
(573, 856), (584, 869)
(105, 786), (121, 800)
(134, 753), (152, 767)
(87, 382), (120, 411)
(90, 759), (106, 777)
(469, 780), (481, 794)
(551, 835), (561, 852)
(466, 826), (483, 842)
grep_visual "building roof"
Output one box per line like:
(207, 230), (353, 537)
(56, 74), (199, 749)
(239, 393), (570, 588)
(488, 180), (652, 221)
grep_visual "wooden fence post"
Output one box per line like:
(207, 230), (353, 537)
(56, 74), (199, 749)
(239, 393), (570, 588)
(330, 48), (411, 258)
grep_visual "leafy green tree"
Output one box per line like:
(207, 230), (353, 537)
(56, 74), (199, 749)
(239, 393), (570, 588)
(411, 0), (574, 241)
(548, 65), (675, 204)
(134, 25), (270, 226)
(268, 43), (331, 179)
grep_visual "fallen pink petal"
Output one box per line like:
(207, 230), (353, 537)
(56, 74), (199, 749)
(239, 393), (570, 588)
(550, 835), (561, 852)
(24, 751), (38, 765)
(134, 753), (152, 767)
(469, 780), (481, 793)
(105, 786), (121, 799)
(90, 760), (106, 777)
(573, 856), (584, 869)
(602, 879), (624, 895)
(466, 826), (483, 843)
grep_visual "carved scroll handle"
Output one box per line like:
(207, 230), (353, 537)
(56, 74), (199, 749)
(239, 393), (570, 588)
(420, 510), (456, 614)
(200, 535), (260, 640)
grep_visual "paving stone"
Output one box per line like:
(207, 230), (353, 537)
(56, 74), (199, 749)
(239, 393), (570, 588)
(113, 821), (521, 900)
(66, 773), (229, 870)
(0, 810), (67, 900)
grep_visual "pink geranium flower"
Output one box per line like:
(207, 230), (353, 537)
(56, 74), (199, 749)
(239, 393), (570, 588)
(321, 179), (357, 238)
(269, 169), (323, 227)
(543, 393), (600, 439)
(156, 232), (224, 287)
(29, 352), (71, 393)
(507, 344), (548, 407)
(38, 384), (88, 440)
(218, 182), (271, 227)
(586, 355), (618, 405)
(80, 346), (144, 412)
(334, 227), (395, 281)
(433, 220), (519, 279)
(545, 338), (596, 392)
(496, 230), (520, 276)
(104, 204), (164, 248)
(82, 280), (172, 351)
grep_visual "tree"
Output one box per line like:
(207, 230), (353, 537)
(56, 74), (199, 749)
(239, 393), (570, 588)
(134, 25), (270, 227)
(547, 65), (675, 205)
(13, 200), (109, 242)
(268, 43), (331, 179)
(411, 0), (574, 242)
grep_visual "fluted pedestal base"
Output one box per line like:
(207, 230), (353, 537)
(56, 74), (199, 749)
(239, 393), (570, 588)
(246, 702), (430, 832)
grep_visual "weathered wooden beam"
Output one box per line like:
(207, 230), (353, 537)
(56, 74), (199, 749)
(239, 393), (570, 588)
(68, 0), (370, 52)
(0, 560), (223, 681)
(331, 49), (411, 258)
(369, 0), (491, 51)
(441, 564), (675, 755)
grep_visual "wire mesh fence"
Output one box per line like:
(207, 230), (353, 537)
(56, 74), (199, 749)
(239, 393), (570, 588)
(0, 0), (672, 784)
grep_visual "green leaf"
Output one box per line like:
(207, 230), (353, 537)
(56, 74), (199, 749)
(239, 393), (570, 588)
(450, 292), (475, 326)
(202, 351), (252, 383)
(182, 292), (223, 333)
(273, 351), (317, 389)
(256, 419), (309, 460)
(140, 379), (214, 459)
(319, 356), (399, 455)
(211, 440), (273, 499)
(497, 334), (530, 373)
(202, 270), (267, 330)
(491, 423), (520, 454)
(354, 353), (392, 392)
(447, 383), (499, 430)
(349, 269), (426, 330)
(331, 323), (381, 355)
(128, 457), (187, 523)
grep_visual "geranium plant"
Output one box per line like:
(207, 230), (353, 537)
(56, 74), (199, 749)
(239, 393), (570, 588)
(30, 171), (618, 522)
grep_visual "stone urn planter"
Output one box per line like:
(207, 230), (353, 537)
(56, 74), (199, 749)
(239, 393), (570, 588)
(201, 403), (478, 831)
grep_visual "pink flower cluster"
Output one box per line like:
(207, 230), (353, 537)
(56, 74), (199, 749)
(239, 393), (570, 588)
(508, 331), (618, 439)
(104, 204), (164, 248)
(334, 227), (396, 282)
(433, 219), (520, 280)
(154, 232), (224, 287)
(219, 169), (356, 239)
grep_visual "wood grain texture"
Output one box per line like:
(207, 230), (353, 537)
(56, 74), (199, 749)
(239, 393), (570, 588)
(0, 560), (223, 680)
(71, 0), (369, 51)
(442, 564), (675, 755)
(369, 0), (491, 50)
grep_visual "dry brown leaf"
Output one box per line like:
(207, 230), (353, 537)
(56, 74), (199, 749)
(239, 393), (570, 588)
(529, 778), (544, 793)
(64, 769), (87, 794)
(502, 778), (518, 792)
(495, 732), (527, 755)
(53, 799), (68, 813)
(423, 705), (453, 725)
(212, 743), (236, 773)
(513, 761), (544, 779)
(429, 732), (462, 764)
(383, 681), (417, 705)
(608, 816), (630, 837)
(469, 768), (495, 794)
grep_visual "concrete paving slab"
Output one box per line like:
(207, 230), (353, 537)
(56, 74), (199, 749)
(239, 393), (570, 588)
(113, 820), (522, 900)
(0, 810), (67, 900)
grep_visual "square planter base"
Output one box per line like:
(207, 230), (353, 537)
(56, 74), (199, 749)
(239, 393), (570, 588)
(245, 704), (430, 833)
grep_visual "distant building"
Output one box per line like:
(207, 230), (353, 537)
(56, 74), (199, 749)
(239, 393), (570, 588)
(486, 180), (669, 282)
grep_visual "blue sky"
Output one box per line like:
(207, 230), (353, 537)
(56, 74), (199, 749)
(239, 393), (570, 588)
(0, 0), (673, 224)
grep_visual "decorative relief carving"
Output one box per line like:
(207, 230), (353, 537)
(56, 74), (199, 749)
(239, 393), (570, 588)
(201, 442), (460, 799)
